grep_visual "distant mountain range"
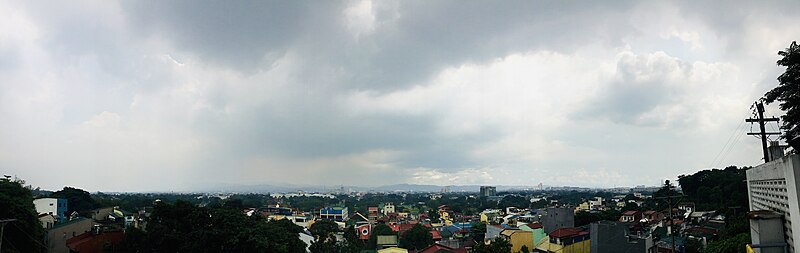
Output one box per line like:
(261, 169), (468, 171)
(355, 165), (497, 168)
(191, 182), (569, 194)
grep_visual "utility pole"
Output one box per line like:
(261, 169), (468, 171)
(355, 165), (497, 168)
(655, 195), (684, 253)
(0, 219), (18, 253)
(746, 102), (780, 162)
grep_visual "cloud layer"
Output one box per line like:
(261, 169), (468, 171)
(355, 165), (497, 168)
(1, 1), (799, 191)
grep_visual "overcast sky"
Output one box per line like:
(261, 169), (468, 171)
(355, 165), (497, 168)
(2, 1), (799, 192)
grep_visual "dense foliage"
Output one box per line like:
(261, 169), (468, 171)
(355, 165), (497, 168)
(678, 166), (749, 214)
(368, 223), (395, 249)
(704, 233), (750, 253)
(471, 236), (512, 253)
(50, 186), (99, 216)
(0, 179), (46, 253)
(399, 224), (434, 250)
(117, 200), (306, 253)
(764, 41), (800, 142)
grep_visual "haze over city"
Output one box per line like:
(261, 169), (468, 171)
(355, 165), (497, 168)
(2, 1), (800, 192)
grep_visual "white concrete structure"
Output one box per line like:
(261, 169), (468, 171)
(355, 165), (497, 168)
(746, 154), (800, 252)
(33, 198), (68, 221)
(383, 203), (395, 215)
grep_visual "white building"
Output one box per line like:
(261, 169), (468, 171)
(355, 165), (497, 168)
(746, 154), (800, 252)
(33, 198), (68, 221)
(383, 203), (395, 215)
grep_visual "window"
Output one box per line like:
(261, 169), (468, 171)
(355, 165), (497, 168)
(49, 203), (54, 206)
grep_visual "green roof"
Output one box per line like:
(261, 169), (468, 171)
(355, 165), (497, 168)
(377, 235), (398, 245)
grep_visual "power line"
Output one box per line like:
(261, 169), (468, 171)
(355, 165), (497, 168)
(709, 110), (752, 168)
(716, 123), (748, 168)
(11, 222), (49, 250)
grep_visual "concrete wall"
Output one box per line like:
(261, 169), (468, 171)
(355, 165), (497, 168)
(34, 198), (67, 221)
(590, 221), (649, 253)
(746, 154), (800, 252)
(47, 218), (96, 253)
(508, 230), (533, 253)
(542, 207), (574, 234)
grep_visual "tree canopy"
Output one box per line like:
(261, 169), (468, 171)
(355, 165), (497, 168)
(118, 200), (306, 253)
(472, 236), (512, 253)
(368, 223), (396, 249)
(399, 224), (433, 250)
(50, 186), (98, 216)
(764, 41), (800, 142)
(0, 179), (46, 253)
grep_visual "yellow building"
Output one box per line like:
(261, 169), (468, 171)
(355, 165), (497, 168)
(501, 229), (534, 253)
(575, 202), (590, 213)
(377, 247), (408, 253)
(534, 228), (590, 253)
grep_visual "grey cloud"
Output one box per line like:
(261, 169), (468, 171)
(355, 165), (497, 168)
(573, 52), (690, 126)
(2, 0), (798, 190)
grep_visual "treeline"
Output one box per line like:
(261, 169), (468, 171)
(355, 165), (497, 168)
(117, 200), (307, 253)
(678, 166), (751, 253)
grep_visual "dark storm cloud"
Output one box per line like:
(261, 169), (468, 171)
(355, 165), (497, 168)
(1, 0), (799, 190)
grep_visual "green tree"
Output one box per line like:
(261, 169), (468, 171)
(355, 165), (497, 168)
(50, 187), (98, 216)
(120, 200), (306, 253)
(399, 224), (433, 250)
(764, 41), (800, 142)
(622, 202), (639, 212)
(309, 219), (339, 240)
(341, 225), (364, 253)
(470, 222), (487, 243)
(309, 219), (339, 253)
(684, 237), (704, 253)
(705, 233), (750, 253)
(368, 224), (395, 249)
(520, 245), (530, 253)
(0, 179), (46, 253)
(497, 195), (528, 210)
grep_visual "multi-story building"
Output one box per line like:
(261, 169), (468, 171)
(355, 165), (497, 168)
(383, 203), (395, 215)
(541, 207), (575, 234)
(480, 186), (497, 197)
(320, 207), (349, 222)
(590, 221), (654, 253)
(746, 154), (800, 252)
(33, 198), (68, 222)
(535, 227), (590, 253)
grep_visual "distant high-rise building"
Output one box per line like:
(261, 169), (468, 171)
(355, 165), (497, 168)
(480, 186), (497, 197)
(746, 154), (800, 252)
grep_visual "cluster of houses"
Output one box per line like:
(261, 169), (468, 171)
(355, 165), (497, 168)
(30, 189), (728, 253)
(260, 194), (724, 253)
(33, 198), (144, 253)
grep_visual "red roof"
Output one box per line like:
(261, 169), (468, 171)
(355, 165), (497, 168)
(686, 227), (718, 235)
(622, 211), (639, 216)
(397, 224), (415, 234)
(430, 230), (442, 240)
(67, 230), (124, 253)
(549, 227), (583, 239)
(528, 223), (543, 229)
(418, 244), (468, 253)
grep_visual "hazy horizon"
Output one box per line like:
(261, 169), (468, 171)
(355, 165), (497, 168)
(2, 1), (798, 192)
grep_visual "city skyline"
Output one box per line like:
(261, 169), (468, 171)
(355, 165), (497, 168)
(2, 1), (800, 192)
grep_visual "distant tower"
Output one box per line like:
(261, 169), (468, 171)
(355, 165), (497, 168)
(480, 186), (496, 197)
